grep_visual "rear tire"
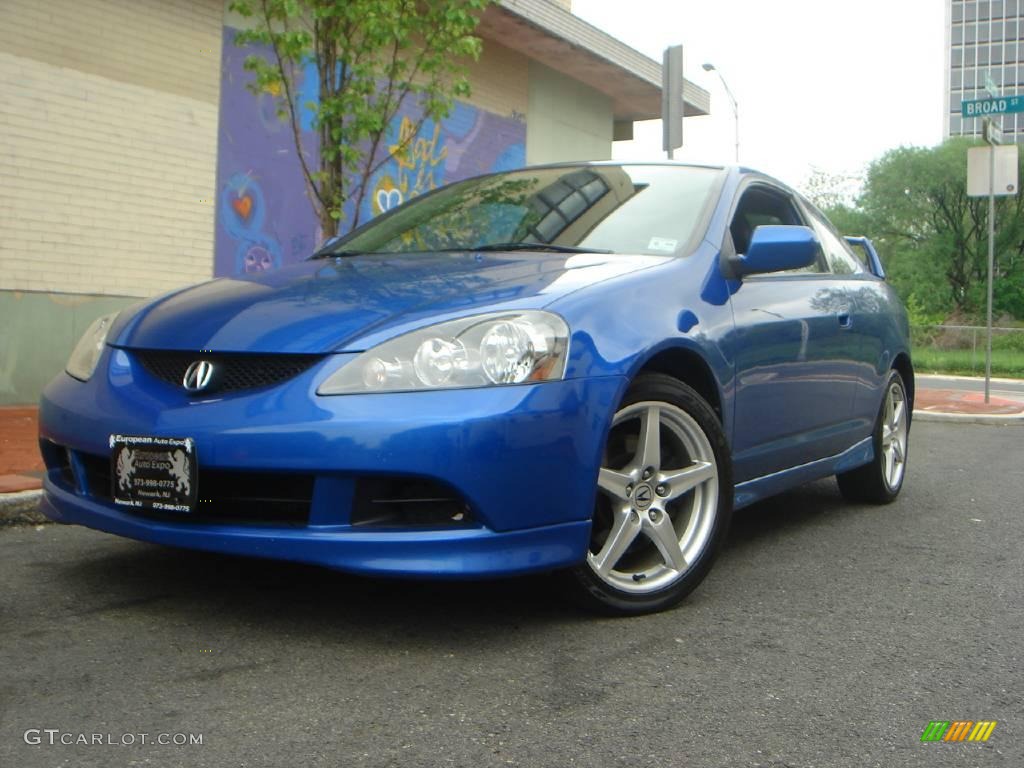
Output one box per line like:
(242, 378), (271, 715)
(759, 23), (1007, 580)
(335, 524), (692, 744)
(836, 369), (910, 504)
(560, 373), (733, 616)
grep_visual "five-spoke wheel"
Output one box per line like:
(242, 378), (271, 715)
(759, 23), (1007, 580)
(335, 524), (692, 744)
(562, 374), (732, 615)
(837, 369), (911, 504)
(880, 379), (908, 491)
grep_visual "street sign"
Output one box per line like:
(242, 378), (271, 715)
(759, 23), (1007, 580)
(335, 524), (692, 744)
(967, 145), (1019, 196)
(984, 116), (1003, 145)
(984, 74), (1000, 98)
(961, 95), (1024, 117)
(662, 45), (683, 157)
(965, 143), (1020, 404)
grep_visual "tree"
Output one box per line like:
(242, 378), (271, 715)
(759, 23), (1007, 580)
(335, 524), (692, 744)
(800, 165), (861, 212)
(831, 140), (1024, 320)
(229, 0), (492, 237)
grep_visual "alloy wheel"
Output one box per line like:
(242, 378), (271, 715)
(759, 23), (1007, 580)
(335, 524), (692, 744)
(588, 401), (719, 594)
(881, 379), (908, 491)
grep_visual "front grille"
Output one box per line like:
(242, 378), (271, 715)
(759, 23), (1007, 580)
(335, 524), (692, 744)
(74, 451), (313, 526)
(132, 350), (325, 395)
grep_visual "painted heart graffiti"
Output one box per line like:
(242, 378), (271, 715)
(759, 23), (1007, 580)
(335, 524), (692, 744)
(376, 188), (403, 213)
(231, 194), (254, 221)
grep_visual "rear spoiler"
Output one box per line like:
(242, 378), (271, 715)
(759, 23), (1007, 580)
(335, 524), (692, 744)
(843, 236), (885, 280)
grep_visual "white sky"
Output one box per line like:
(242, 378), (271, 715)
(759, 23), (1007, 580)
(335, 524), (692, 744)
(572, 0), (947, 192)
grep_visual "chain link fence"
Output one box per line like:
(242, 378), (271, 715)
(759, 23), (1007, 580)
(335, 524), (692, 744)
(911, 324), (1024, 377)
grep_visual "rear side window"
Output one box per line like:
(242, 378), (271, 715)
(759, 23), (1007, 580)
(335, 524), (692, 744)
(808, 212), (864, 275)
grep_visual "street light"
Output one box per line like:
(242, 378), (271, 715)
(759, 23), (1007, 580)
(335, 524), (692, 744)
(702, 62), (739, 163)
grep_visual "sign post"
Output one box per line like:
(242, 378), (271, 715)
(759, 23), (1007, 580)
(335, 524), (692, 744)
(987, 144), (995, 403)
(662, 45), (683, 159)
(965, 90), (1020, 402)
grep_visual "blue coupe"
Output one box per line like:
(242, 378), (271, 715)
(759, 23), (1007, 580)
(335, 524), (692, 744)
(38, 163), (913, 614)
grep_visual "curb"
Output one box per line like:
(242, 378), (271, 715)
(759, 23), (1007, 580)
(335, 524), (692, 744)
(913, 409), (1024, 425)
(0, 490), (48, 527)
(917, 373), (1024, 385)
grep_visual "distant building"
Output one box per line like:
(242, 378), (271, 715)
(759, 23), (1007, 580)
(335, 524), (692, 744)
(0, 0), (709, 405)
(945, 0), (1024, 141)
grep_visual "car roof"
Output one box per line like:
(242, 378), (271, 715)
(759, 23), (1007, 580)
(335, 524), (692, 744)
(511, 160), (794, 189)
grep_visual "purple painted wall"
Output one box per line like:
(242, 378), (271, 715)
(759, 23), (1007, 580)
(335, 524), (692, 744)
(214, 28), (527, 278)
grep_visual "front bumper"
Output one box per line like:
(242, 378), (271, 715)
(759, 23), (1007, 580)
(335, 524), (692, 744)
(39, 480), (591, 577)
(38, 348), (627, 577)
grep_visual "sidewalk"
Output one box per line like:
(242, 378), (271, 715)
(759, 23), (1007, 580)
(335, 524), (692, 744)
(914, 389), (1024, 417)
(2, 378), (1022, 505)
(0, 407), (44, 493)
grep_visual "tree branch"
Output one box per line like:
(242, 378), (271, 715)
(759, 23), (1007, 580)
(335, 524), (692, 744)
(261, 0), (327, 217)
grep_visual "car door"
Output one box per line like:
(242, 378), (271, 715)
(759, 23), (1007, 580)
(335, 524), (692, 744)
(727, 182), (860, 483)
(807, 219), (893, 439)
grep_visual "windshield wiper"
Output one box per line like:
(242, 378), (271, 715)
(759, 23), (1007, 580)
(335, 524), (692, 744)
(311, 242), (614, 258)
(309, 249), (364, 260)
(469, 242), (613, 254)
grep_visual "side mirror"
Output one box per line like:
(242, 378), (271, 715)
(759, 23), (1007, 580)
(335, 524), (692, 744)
(734, 225), (819, 276)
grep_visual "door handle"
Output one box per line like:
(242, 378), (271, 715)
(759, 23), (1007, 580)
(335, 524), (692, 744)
(837, 313), (852, 329)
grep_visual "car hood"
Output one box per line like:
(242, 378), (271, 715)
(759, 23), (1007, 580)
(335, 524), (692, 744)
(112, 251), (668, 354)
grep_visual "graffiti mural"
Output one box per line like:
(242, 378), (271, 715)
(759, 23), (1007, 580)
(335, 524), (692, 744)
(219, 173), (284, 274)
(214, 28), (527, 277)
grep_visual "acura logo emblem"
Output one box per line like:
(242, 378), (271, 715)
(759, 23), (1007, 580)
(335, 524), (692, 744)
(183, 360), (215, 392)
(634, 483), (653, 510)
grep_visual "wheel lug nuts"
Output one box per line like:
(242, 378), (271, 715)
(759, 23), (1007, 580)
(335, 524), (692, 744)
(642, 468), (653, 480)
(625, 484), (634, 496)
(656, 484), (668, 496)
(630, 511), (640, 523)
(649, 510), (659, 521)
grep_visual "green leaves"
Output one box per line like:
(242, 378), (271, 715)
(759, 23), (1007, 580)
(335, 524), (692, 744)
(232, 0), (493, 236)
(827, 139), (1024, 321)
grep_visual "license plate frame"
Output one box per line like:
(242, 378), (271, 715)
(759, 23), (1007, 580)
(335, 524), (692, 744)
(110, 435), (197, 513)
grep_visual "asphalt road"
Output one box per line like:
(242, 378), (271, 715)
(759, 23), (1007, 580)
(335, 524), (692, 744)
(918, 374), (1024, 402)
(1, 422), (1021, 768)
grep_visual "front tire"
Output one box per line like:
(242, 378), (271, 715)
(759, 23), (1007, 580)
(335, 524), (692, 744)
(836, 369), (910, 504)
(561, 373), (733, 615)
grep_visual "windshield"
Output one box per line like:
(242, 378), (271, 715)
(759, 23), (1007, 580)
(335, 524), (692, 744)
(320, 164), (724, 257)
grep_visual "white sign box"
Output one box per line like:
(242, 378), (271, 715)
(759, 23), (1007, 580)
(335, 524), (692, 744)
(967, 145), (1020, 197)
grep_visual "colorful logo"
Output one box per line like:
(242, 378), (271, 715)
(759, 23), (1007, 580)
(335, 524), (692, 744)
(921, 720), (997, 742)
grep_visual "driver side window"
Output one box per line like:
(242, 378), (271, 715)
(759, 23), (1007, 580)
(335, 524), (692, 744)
(730, 186), (824, 274)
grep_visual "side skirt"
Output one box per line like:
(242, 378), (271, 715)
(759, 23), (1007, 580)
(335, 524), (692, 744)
(733, 437), (873, 510)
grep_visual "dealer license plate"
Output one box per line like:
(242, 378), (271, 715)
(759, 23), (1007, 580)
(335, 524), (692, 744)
(110, 435), (197, 513)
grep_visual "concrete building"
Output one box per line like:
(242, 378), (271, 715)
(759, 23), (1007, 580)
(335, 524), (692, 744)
(945, 0), (1024, 141)
(0, 0), (709, 405)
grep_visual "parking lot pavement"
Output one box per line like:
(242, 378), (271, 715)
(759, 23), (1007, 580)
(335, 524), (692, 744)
(1, 421), (1021, 768)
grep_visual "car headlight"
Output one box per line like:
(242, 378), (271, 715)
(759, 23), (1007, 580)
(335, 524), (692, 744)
(66, 312), (118, 382)
(318, 311), (570, 395)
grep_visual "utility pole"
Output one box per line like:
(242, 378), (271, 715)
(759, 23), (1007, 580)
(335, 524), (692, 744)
(702, 63), (738, 163)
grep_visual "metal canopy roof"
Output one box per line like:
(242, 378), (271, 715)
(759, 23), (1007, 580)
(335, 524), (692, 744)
(481, 0), (710, 122)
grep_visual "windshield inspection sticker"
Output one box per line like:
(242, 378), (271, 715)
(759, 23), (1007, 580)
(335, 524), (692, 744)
(648, 237), (679, 252)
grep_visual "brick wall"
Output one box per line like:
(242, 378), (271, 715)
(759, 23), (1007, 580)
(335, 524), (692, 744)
(0, 0), (223, 297)
(465, 39), (529, 121)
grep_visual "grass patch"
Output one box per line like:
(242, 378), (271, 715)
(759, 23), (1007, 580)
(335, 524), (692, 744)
(912, 346), (1024, 378)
